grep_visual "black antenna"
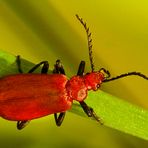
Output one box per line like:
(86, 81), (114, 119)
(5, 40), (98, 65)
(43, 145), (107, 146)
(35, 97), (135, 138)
(76, 14), (95, 72)
(103, 72), (148, 82)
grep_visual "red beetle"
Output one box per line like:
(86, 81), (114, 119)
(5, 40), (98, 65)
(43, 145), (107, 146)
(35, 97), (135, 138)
(0, 15), (147, 130)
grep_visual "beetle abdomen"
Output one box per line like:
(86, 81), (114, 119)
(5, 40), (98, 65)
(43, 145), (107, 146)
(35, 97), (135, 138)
(0, 74), (72, 121)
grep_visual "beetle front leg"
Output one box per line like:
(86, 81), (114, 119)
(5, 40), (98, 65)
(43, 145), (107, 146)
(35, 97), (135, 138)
(80, 101), (103, 124)
(54, 112), (66, 126)
(17, 120), (30, 130)
(77, 61), (85, 76)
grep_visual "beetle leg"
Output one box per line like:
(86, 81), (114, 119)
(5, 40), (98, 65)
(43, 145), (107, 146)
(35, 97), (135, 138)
(17, 120), (30, 130)
(54, 112), (66, 126)
(53, 60), (65, 74)
(28, 61), (49, 74)
(52, 60), (66, 126)
(16, 55), (23, 73)
(16, 55), (49, 74)
(79, 101), (103, 124)
(77, 61), (85, 76)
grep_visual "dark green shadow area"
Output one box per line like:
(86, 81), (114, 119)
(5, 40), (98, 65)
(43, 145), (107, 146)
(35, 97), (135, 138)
(0, 135), (33, 148)
(2, 0), (87, 70)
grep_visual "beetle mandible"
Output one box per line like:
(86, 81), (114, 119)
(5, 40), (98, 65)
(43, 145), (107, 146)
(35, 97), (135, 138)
(0, 15), (148, 130)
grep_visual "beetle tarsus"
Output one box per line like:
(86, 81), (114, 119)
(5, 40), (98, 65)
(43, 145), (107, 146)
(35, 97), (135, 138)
(89, 108), (104, 125)
(17, 120), (30, 130)
(80, 101), (103, 124)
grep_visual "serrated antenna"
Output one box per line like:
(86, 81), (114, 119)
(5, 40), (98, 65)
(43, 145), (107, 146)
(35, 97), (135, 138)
(103, 71), (148, 82)
(76, 14), (95, 72)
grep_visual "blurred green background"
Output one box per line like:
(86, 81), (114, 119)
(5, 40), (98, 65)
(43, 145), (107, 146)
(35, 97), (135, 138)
(0, 0), (148, 147)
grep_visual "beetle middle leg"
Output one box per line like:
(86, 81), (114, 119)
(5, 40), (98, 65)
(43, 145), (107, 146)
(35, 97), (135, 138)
(28, 61), (49, 74)
(53, 59), (65, 74)
(53, 59), (66, 126)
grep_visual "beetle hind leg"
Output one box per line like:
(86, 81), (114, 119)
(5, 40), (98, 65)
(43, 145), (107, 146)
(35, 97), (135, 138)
(16, 55), (23, 73)
(16, 55), (49, 74)
(53, 60), (66, 126)
(54, 112), (66, 126)
(17, 120), (30, 130)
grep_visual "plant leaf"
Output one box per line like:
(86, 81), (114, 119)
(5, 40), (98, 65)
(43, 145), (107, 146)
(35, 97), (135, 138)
(0, 49), (148, 140)
(71, 91), (148, 140)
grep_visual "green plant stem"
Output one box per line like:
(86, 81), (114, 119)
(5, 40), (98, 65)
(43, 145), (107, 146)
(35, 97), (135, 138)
(0, 49), (148, 140)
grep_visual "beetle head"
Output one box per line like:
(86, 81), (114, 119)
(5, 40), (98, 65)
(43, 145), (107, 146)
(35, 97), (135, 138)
(84, 68), (110, 91)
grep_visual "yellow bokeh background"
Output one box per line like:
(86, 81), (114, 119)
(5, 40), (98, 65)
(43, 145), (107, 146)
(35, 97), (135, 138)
(0, 0), (148, 147)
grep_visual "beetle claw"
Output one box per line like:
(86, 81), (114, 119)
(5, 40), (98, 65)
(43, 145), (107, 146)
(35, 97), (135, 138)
(90, 108), (104, 125)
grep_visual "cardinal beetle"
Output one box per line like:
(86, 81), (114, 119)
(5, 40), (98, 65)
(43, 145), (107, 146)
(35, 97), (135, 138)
(0, 15), (148, 130)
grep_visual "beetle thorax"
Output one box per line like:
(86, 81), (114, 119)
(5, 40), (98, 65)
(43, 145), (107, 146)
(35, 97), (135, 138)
(66, 76), (87, 102)
(66, 72), (104, 102)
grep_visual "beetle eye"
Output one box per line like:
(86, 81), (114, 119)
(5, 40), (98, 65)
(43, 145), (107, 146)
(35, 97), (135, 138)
(99, 68), (110, 78)
(93, 85), (99, 91)
(86, 72), (90, 75)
